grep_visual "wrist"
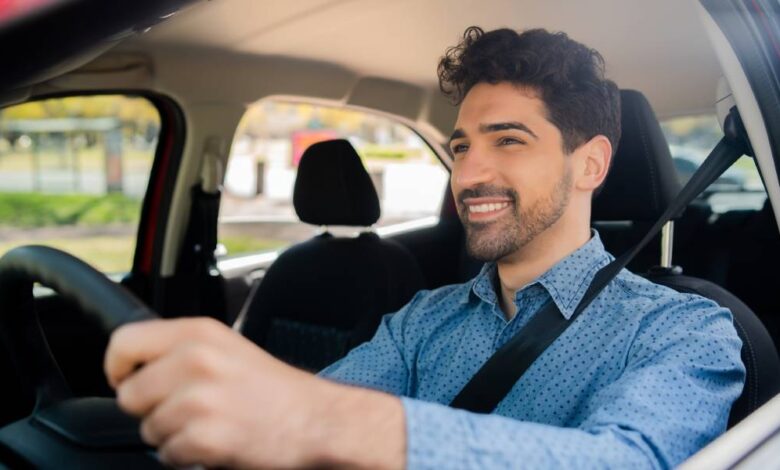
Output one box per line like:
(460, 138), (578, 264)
(308, 380), (406, 469)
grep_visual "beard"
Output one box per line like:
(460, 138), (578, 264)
(457, 168), (573, 262)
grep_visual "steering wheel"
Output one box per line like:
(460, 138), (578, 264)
(0, 245), (165, 468)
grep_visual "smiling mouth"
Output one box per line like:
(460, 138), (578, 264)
(464, 200), (513, 221)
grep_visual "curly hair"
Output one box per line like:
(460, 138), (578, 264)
(438, 27), (621, 155)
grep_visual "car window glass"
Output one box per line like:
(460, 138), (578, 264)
(0, 95), (160, 273)
(660, 114), (766, 213)
(218, 99), (449, 258)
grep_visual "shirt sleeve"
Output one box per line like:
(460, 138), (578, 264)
(400, 296), (745, 469)
(318, 291), (428, 396)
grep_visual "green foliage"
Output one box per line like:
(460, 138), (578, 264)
(660, 115), (721, 150)
(1, 95), (159, 123)
(0, 192), (142, 227)
(219, 236), (287, 256)
(0, 235), (136, 274)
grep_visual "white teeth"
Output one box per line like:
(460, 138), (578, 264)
(469, 202), (510, 213)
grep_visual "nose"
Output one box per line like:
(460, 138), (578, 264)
(452, 146), (494, 189)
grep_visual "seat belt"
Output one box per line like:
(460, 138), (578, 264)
(450, 109), (750, 413)
(169, 138), (228, 322)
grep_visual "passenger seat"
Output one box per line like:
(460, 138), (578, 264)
(239, 139), (426, 371)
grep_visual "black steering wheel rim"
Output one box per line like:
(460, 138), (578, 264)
(0, 245), (157, 409)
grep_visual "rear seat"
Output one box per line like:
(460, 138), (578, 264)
(710, 200), (780, 341)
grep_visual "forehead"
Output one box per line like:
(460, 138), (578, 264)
(455, 82), (550, 130)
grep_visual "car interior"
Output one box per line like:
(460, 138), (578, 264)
(1, 0), (780, 467)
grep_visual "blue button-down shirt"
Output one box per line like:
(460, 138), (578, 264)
(320, 233), (745, 469)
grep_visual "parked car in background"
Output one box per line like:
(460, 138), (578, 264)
(672, 144), (748, 192)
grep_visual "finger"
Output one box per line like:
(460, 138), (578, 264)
(157, 419), (234, 469)
(116, 343), (222, 417)
(104, 317), (227, 388)
(139, 384), (215, 446)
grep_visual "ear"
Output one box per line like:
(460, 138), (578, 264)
(574, 135), (612, 192)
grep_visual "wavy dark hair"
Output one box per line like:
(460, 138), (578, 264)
(438, 27), (621, 156)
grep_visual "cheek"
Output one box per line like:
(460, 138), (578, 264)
(504, 155), (565, 206)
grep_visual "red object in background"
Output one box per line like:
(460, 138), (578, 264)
(291, 130), (339, 166)
(0, 0), (59, 23)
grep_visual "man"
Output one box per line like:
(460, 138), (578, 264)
(105, 27), (745, 469)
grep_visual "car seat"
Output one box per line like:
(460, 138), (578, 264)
(239, 139), (426, 371)
(593, 90), (780, 426)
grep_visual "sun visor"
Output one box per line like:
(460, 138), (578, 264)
(42, 52), (154, 90)
(347, 77), (424, 121)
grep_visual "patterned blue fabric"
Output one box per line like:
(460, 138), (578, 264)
(320, 233), (745, 469)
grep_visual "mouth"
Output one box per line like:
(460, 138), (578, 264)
(463, 198), (513, 222)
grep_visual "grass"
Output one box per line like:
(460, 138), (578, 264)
(0, 235), (137, 273)
(0, 235), (288, 274)
(0, 191), (289, 272)
(0, 192), (142, 228)
(219, 235), (288, 256)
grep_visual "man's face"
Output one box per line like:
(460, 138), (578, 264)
(449, 82), (573, 262)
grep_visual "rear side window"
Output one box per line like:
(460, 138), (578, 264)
(0, 95), (160, 273)
(661, 114), (766, 212)
(218, 99), (449, 258)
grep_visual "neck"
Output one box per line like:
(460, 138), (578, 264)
(496, 212), (591, 319)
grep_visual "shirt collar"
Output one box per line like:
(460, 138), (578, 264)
(470, 230), (612, 319)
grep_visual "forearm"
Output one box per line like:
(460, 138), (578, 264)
(308, 383), (660, 470)
(401, 398), (659, 470)
(312, 380), (406, 469)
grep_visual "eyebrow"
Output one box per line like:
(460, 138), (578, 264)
(448, 121), (538, 144)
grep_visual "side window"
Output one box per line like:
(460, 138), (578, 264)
(660, 114), (766, 212)
(0, 95), (161, 273)
(218, 100), (449, 258)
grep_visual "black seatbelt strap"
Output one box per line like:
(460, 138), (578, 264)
(170, 185), (227, 322)
(450, 111), (749, 413)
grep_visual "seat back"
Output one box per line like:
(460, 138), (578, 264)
(240, 139), (425, 371)
(594, 90), (780, 425)
(648, 273), (780, 425)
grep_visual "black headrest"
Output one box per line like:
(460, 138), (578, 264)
(592, 90), (682, 221)
(293, 139), (380, 226)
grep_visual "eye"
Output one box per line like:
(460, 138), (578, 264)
(450, 142), (469, 154)
(497, 136), (525, 146)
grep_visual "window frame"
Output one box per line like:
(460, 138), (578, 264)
(0, 90), (187, 302)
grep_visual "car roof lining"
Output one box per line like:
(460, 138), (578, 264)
(29, 48), (458, 139)
(122, 0), (722, 119)
(27, 0), (723, 138)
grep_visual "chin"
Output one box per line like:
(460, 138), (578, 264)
(465, 231), (521, 262)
